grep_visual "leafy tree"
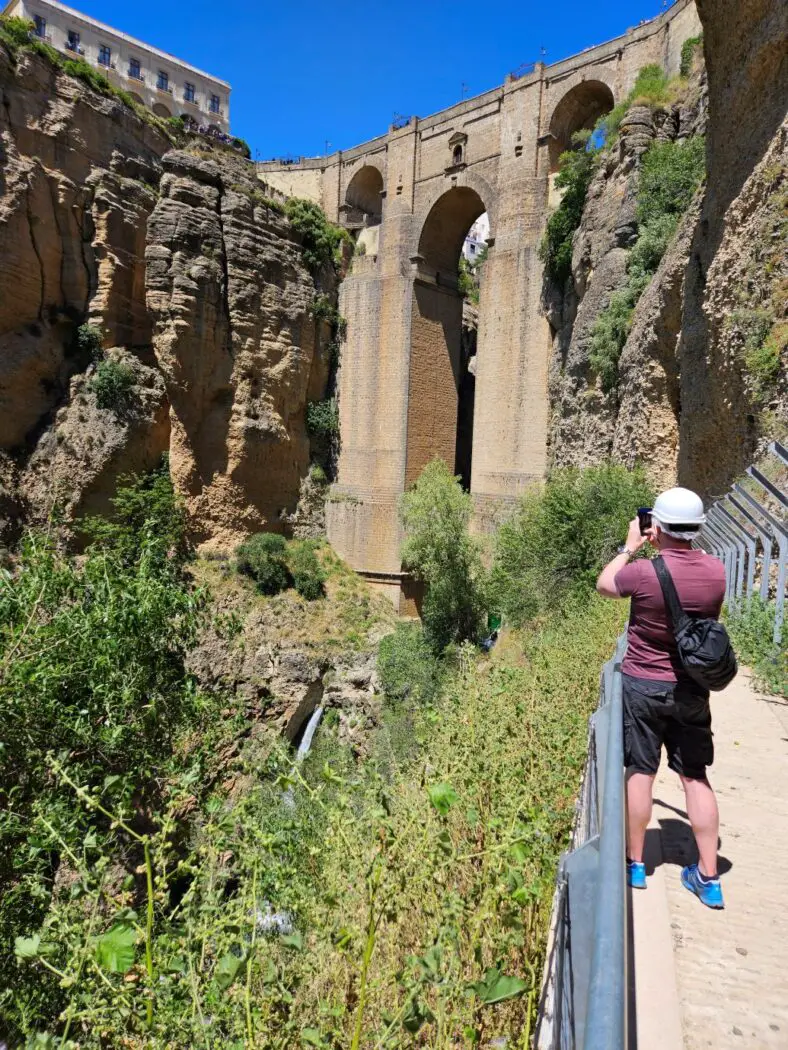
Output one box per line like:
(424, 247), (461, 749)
(400, 459), (487, 651)
(378, 622), (442, 705)
(90, 358), (136, 412)
(489, 464), (654, 625)
(287, 540), (326, 600)
(284, 198), (351, 275)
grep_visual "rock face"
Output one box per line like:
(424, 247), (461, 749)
(0, 43), (167, 459)
(547, 5), (787, 495)
(146, 151), (329, 550)
(0, 43), (332, 547)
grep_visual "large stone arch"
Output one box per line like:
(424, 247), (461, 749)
(410, 170), (497, 268)
(405, 182), (492, 488)
(547, 79), (616, 170)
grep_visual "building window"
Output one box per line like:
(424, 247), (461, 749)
(66, 29), (80, 52)
(184, 81), (195, 103)
(128, 57), (142, 80)
(157, 71), (169, 91)
(452, 144), (463, 166)
(98, 45), (111, 67)
(209, 94), (220, 114)
(33, 15), (46, 37)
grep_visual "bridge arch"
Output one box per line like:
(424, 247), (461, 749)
(547, 79), (616, 170)
(405, 182), (492, 490)
(345, 164), (384, 224)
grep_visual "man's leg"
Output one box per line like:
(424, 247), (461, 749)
(679, 774), (719, 878)
(626, 771), (657, 863)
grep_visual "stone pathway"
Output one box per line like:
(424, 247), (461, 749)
(632, 670), (788, 1049)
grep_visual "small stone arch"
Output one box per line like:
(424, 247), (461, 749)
(129, 91), (144, 106)
(152, 101), (172, 119)
(344, 164), (384, 225)
(547, 79), (615, 170)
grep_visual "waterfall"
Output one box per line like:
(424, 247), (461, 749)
(295, 706), (324, 761)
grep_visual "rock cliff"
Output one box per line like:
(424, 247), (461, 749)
(0, 41), (332, 547)
(547, 5), (787, 495)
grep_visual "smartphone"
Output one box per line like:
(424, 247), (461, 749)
(638, 507), (653, 535)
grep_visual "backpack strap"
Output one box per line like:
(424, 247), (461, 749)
(652, 556), (690, 631)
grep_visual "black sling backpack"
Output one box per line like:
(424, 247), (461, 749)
(652, 556), (738, 692)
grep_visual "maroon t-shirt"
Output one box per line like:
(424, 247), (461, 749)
(615, 549), (726, 681)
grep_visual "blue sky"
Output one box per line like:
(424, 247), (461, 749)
(79, 0), (673, 158)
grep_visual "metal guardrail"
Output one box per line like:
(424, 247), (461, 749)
(535, 635), (627, 1049)
(695, 441), (787, 645)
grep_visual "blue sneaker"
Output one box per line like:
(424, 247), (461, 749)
(627, 859), (647, 889)
(681, 863), (724, 909)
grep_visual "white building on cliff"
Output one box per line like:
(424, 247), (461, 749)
(2, 0), (231, 132)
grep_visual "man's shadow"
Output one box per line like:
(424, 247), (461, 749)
(644, 797), (733, 874)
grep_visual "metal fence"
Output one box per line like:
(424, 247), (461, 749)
(535, 635), (627, 1050)
(696, 440), (787, 645)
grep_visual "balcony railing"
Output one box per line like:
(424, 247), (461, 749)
(65, 41), (85, 55)
(157, 82), (173, 94)
(128, 69), (144, 81)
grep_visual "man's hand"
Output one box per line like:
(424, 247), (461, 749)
(625, 517), (648, 555)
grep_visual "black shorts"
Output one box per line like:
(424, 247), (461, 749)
(622, 673), (713, 780)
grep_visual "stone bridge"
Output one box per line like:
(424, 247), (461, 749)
(259, 0), (701, 609)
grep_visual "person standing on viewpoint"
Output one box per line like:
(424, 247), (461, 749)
(596, 488), (727, 909)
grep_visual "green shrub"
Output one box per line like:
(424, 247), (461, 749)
(287, 540), (325, 600)
(306, 397), (339, 438)
(680, 35), (704, 79)
(590, 136), (706, 391)
(489, 463), (654, 625)
(82, 457), (189, 568)
(400, 459), (487, 651)
(231, 136), (251, 158)
(0, 14), (34, 53)
(73, 322), (103, 364)
(167, 115), (186, 133)
(235, 532), (290, 595)
(726, 597), (786, 696)
(284, 197), (351, 275)
(0, 467), (204, 1022)
(636, 136), (706, 228)
(378, 621), (443, 705)
(630, 64), (669, 105)
(90, 358), (136, 411)
(309, 462), (327, 484)
(540, 131), (599, 284)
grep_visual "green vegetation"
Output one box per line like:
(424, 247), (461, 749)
(90, 358), (136, 412)
(284, 198), (353, 276)
(72, 322), (103, 365)
(378, 621), (443, 706)
(539, 130), (599, 284)
(235, 534), (327, 601)
(590, 135), (706, 391)
(727, 597), (787, 697)
(288, 540), (326, 600)
(231, 136), (252, 159)
(306, 397), (339, 440)
(400, 459), (487, 652)
(236, 532), (290, 595)
(0, 454), (631, 1046)
(680, 35), (704, 79)
(490, 463), (654, 626)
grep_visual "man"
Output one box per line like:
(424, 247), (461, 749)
(596, 487), (727, 909)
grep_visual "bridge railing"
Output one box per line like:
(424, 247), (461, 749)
(535, 634), (627, 1050)
(695, 440), (787, 645)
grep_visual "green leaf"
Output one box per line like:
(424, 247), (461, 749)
(301, 1030), (327, 1047)
(509, 840), (529, 865)
(470, 966), (528, 1004)
(215, 951), (245, 990)
(427, 782), (458, 816)
(14, 934), (41, 961)
(94, 923), (137, 974)
(280, 931), (304, 951)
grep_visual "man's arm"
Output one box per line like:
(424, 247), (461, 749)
(596, 518), (648, 599)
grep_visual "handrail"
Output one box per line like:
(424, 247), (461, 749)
(535, 635), (627, 1049)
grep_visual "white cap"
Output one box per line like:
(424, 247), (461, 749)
(652, 487), (706, 539)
